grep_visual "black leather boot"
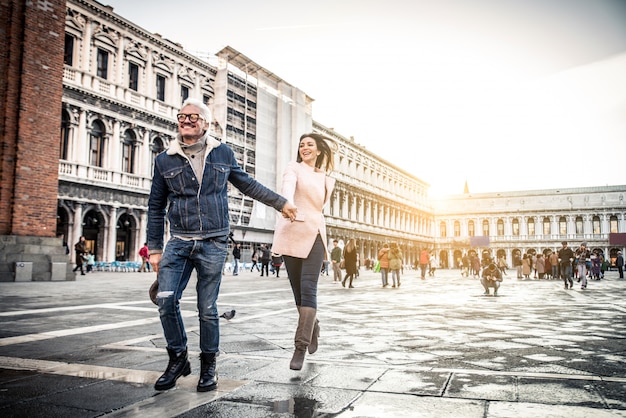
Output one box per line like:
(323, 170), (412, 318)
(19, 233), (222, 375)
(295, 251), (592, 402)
(154, 348), (191, 391)
(197, 352), (218, 392)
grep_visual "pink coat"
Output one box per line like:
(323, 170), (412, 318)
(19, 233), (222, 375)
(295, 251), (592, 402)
(271, 161), (335, 259)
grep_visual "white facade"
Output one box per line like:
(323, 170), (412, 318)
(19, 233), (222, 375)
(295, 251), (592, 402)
(57, 0), (626, 269)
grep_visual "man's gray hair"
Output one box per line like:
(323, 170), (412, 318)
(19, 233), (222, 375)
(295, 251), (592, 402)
(181, 98), (212, 124)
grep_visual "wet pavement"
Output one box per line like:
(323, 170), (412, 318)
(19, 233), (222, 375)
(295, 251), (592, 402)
(1, 265), (625, 417)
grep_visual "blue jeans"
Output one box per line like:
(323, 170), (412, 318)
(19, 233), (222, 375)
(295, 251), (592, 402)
(156, 236), (228, 354)
(233, 258), (240, 275)
(283, 234), (324, 309)
(380, 268), (388, 286)
(561, 263), (573, 287)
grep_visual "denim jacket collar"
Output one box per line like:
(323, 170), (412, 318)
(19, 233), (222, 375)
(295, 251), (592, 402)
(166, 131), (221, 160)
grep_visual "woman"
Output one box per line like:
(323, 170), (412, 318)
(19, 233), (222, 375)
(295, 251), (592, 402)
(271, 133), (335, 371)
(522, 254), (531, 279)
(388, 242), (403, 287)
(342, 239), (358, 288)
(378, 243), (390, 287)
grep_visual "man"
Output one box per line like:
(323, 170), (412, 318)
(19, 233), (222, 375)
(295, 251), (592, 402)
(72, 236), (86, 275)
(481, 262), (502, 296)
(330, 239), (342, 282)
(575, 242), (591, 290)
(260, 244), (271, 277)
(232, 243), (241, 275)
(549, 250), (559, 281)
(148, 98), (296, 393)
(138, 243), (150, 272)
(419, 248), (430, 280)
(616, 251), (624, 279)
(558, 241), (574, 290)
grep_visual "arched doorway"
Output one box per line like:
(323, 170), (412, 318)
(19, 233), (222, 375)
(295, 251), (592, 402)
(56, 206), (70, 247)
(83, 210), (104, 259)
(438, 250), (449, 269)
(453, 249), (463, 269)
(116, 213), (136, 261)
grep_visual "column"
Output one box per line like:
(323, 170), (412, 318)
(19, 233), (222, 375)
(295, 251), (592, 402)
(72, 202), (83, 248)
(107, 207), (118, 262)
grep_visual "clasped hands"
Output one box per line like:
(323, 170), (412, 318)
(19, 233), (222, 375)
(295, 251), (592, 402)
(281, 202), (298, 222)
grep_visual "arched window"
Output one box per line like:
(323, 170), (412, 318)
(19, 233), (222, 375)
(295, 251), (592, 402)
(576, 216), (584, 234)
(454, 221), (460, 237)
(440, 221), (447, 238)
(482, 220), (489, 236)
(89, 120), (106, 167)
(60, 110), (70, 160)
(592, 216), (601, 234)
(559, 216), (567, 235)
(512, 218), (520, 236)
(543, 217), (551, 235)
(468, 220), (475, 237)
(610, 215), (618, 233)
(122, 130), (137, 173)
(497, 219), (504, 236)
(527, 218), (535, 236)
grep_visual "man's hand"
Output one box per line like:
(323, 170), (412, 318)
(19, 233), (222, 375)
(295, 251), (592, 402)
(149, 253), (162, 273)
(281, 202), (298, 222)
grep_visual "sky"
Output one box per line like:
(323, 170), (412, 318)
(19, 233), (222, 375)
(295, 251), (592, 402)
(102, 0), (626, 196)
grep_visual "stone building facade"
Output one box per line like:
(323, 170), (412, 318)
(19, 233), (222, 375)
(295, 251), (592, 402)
(432, 187), (626, 269)
(4, 0), (624, 281)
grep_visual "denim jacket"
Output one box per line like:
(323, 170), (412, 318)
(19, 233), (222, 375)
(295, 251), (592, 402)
(147, 133), (287, 252)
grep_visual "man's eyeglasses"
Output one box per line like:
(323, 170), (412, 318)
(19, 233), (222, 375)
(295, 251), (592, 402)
(177, 113), (203, 123)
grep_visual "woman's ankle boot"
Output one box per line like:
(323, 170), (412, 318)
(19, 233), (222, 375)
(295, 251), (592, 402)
(290, 307), (316, 370)
(154, 348), (191, 390)
(308, 319), (320, 354)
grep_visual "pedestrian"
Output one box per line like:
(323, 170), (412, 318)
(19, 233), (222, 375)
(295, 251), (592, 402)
(590, 251), (601, 280)
(549, 250), (559, 280)
(513, 252), (523, 279)
(497, 255), (508, 276)
(419, 248), (429, 280)
(616, 251), (624, 279)
(260, 244), (271, 276)
(271, 253), (283, 277)
(250, 247), (260, 272)
(86, 252), (95, 273)
(330, 240), (342, 282)
(481, 262), (502, 296)
(522, 254), (531, 279)
(232, 243), (241, 276)
(378, 243), (390, 287)
(147, 98), (296, 392)
(342, 238), (358, 288)
(388, 242), (403, 287)
(575, 242), (590, 290)
(429, 254), (439, 276)
(139, 242), (150, 272)
(461, 253), (470, 277)
(72, 236), (86, 275)
(558, 241), (574, 290)
(536, 254), (545, 279)
(271, 132), (335, 371)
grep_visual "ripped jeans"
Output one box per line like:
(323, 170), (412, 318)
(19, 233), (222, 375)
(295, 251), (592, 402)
(156, 236), (228, 354)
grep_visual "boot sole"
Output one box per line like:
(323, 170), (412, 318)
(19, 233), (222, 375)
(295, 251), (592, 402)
(197, 381), (218, 392)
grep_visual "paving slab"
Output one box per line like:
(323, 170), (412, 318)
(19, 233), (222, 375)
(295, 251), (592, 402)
(0, 268), (625, 417)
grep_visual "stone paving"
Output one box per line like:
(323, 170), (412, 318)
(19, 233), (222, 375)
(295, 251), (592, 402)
(0, 266), (625, 417)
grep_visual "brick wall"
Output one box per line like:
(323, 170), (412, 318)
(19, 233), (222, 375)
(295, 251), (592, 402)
(0, 0), (66, 237)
